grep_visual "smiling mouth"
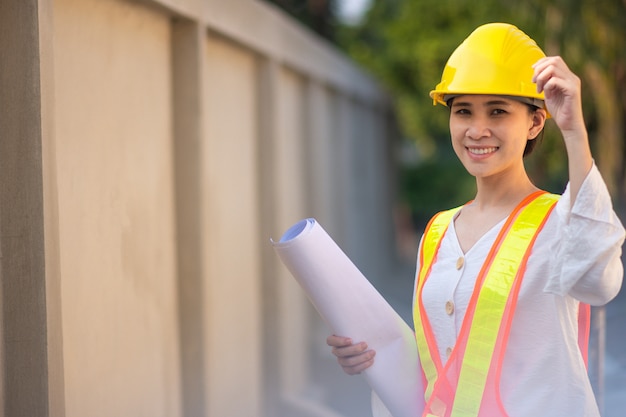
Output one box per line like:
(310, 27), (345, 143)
(467, 147), (498, 155)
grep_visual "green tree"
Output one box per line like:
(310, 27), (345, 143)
(263, 0), (340, 42)
(337, 0), (626, 224)
(538, 0), (626, 210)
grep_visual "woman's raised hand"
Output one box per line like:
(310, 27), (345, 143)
(532, 56), (585, 135)
(326, 335), (376, 375)
(532, 55), (592, 204)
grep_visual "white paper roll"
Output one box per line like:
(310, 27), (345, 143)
(271, 218), (424, 417)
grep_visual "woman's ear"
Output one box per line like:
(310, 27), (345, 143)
(529, 108), (547, 139)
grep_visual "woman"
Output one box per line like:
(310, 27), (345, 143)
(327, 23), (624, 417)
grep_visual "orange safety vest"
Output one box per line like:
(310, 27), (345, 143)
(413, 191), (590, 417)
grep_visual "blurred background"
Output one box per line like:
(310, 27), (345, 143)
(0, 0), (623, 416)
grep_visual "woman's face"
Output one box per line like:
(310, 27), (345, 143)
(449, 95), (544, 180)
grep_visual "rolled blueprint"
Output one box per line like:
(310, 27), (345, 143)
(271, 218), (424, 417)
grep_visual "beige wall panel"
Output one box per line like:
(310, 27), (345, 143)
(274, 68), (308, 244)
(354, 106), (381, 280)
(273, 68), (316, 397)
(343, 104), (375, 277)
(200, 1), (386, 105)
(330, 95), (354, 251)
(306, 83), (337, 235)
(53, 0), (181, 416)
(366, 109), (395, 280)
(335, 98), (361, 259)
(202, 35), (262, 417)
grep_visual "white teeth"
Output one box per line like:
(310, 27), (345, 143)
(468, 147), (497, 155)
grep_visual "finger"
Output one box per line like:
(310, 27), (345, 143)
(531, 56), (551, 74)
(337, 349), (376, 367)
(541, 76), (567, 99)
(532, 56), (566, 76)
(342, 358), (375, 375)
(339, 352), (376, 375)
(331, 341), (369, 358)
(534, 65), (564, 95)
(532, 62), (557, 93)
(326, 334), (353, 348)
(540, 70), (580, 102)
(532, 57), (573, 93)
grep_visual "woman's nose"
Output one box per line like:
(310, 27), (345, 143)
(465, 117), (491, 140)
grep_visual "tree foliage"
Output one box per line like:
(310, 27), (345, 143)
(263, 0), (340, 42)
(336, 0), (626, 224)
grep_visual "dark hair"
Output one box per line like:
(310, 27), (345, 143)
(523, 104), (544, 157)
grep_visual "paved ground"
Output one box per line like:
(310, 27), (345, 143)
(602, 283), (626, 417)
(317, 260), (626, 417)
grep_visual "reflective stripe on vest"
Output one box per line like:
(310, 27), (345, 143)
(414, 206), (460, 402)
(413, 191), (581, 417)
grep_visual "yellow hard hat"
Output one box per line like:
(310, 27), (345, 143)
(430, 23), (546, 109)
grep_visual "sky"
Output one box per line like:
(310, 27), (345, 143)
(336, 0), (372, 24)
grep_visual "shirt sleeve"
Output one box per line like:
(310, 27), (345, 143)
(544, 163), (625, 305)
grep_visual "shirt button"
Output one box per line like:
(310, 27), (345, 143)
(446, 347), (453, 357)
(445, 300), (455, 315)
(456, 256), (464, 270)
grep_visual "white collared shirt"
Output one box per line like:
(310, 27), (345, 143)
(374, 164), (624, 417)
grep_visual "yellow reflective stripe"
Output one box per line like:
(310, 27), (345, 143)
(414, 207), (460, 400)
(450, 194), (558, 417)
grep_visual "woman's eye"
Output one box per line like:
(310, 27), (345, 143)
(492, 108), (507, 115)
(455, 108), (470, 115)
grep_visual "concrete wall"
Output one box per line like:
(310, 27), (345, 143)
(0, 0), (398, 416)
